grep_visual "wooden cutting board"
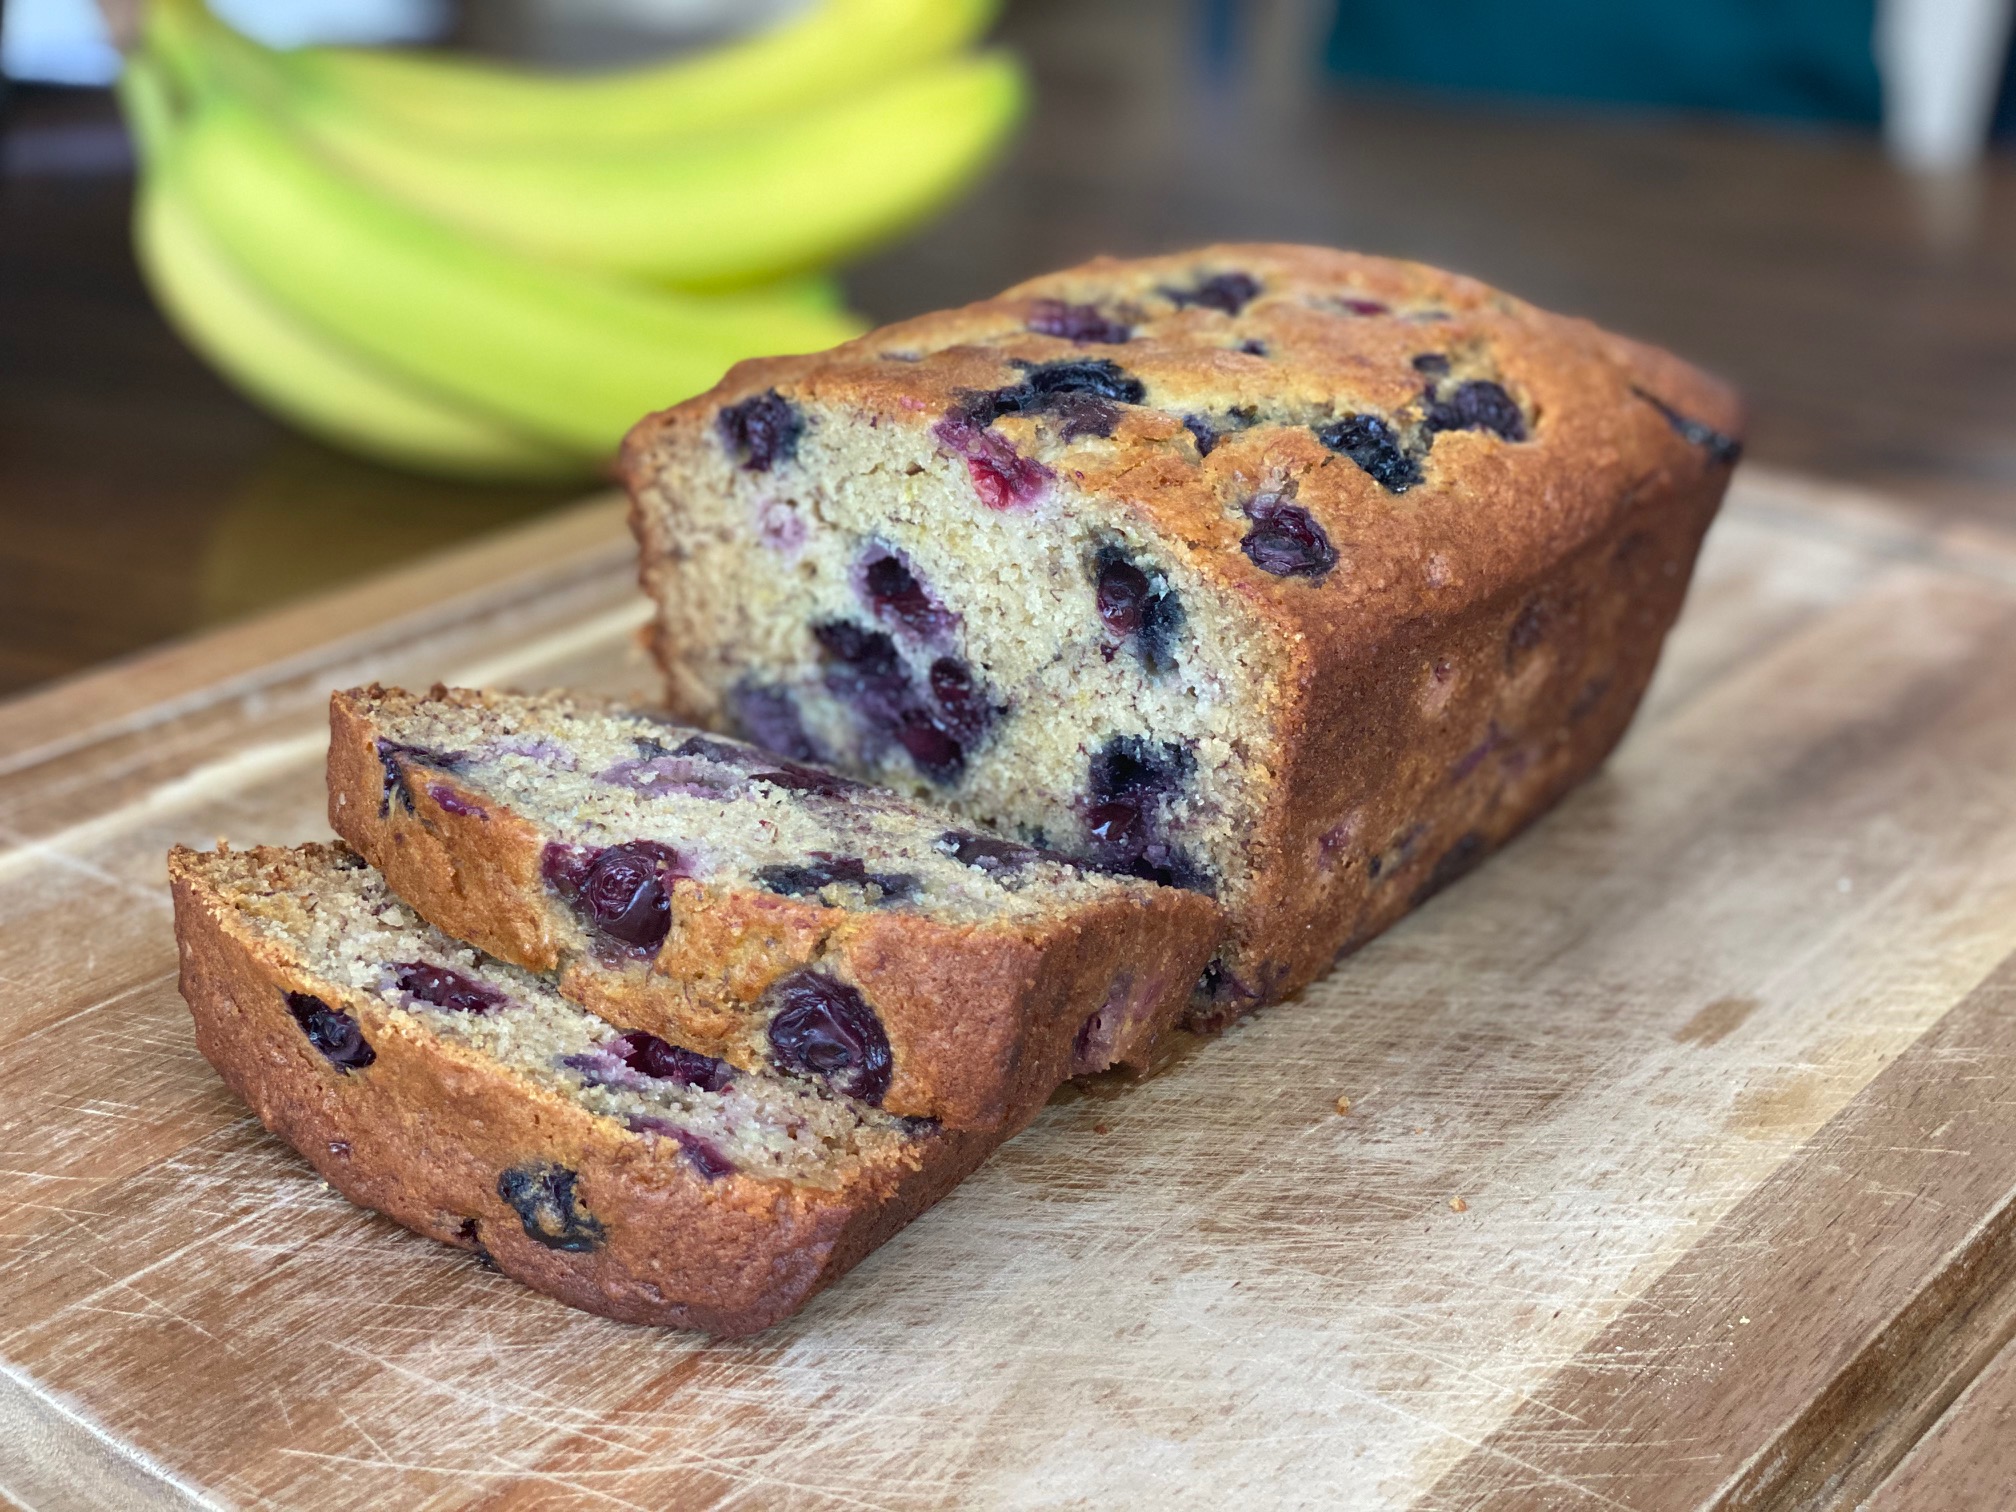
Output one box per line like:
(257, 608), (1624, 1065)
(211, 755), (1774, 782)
(2, 468), (2014, 1512)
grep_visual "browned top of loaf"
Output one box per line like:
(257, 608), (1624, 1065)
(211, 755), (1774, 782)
(623, 243), (1742, 660)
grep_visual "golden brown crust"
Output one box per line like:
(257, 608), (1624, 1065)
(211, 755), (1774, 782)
(168, 845), (998, 1337)
(620, 243), (1739, 1012)
(327, 688), (1223, 1130)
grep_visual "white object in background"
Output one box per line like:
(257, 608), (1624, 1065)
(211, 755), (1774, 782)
(1876, 0), (2016, 171)
(1, 0), (121, 84)
(207, 0), (451, 48)
(0, 0), (449, 82)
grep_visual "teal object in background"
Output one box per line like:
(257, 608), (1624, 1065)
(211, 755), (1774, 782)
(1324, 0), (1884, 123)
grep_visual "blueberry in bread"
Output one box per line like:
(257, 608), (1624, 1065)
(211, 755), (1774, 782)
(622, 243), (1741, 1022)
(327, 684), (1222, 1131)
(169, 842), (1001, 1336)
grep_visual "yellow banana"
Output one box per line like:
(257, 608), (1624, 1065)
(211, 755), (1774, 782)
(280, 52), (1026, 288)
(122, 54), (588, 481)
(172, 87), (868, 457)
(139, 174), (597, 483)
(146, 0), (1001, 149)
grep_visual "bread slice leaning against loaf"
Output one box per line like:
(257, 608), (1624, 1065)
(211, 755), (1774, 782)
(622, 242), (1743, 1024)
(326, 684), (1222, 1132)
(169, 842), (1001, 1337)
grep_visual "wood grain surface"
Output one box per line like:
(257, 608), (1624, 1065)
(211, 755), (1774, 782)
(1, 468), (2013, 1510)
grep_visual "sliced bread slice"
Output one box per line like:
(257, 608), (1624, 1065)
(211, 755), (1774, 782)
(170, 841), (999, 1336)
(327, 684), (1221, 1130)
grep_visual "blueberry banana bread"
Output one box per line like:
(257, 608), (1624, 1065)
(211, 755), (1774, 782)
(169, 842), (1001, 1336)
(327, 685), (1221, 1131)
(622, 243), (1742, 1022)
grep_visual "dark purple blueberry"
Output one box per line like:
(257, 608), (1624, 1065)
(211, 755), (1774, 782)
(1095, 554), (1151, 637)
(496, 1163), (603, 1252)
(895, 710), (964, 782)
(374, 740), (461, 817)
(754, 862), (842, 897)
(755, 855), (918, 904)
(1425, 380), (1526, 441)
(1072, 1006), (1108, 1068)
(577, 842), (681, 950)
(603, 1029), (735, 1091)
(1090, 735), (1194, 804)
(1196, 958), (1258, 1007)
(1135, 584), (1186, 675)
(814, 621), (981, 783)
(814, 620), (913, 726)
(1165, 271), (1260, 315)
(1413, 831), (1488, 905)
(1241, 495), (1338, 580)
(1079, 737), (1211, 890)
(749, 761), (859, 798)
(425, 783), (486, 818)
(1084, 800), (1146, 852)
(716, 388), (802, 472)
(932, 410), (1054, 508)
(928, 657), (993, 742)
(936, 829), (1047, 874)
(540, 841), (596, 896)
(1632, 386), (1742, 466)
(1183, 404), (1260, 461)
(545, 842), (683, 951)
(1237, 339), (1268, 357)
(671, 734), (748, 765)
(1316, 413), (1422, 492)
(624, 1117), (736, 1179)
(1412, 352), (1451, 375)
(1506, 600), (1549, 665)
(1049, 392), (1124, 441)
(764, 971), (892, 1104)
(728, 682), (821, 764)
(375, 740), (414, 813)
(1015, 358), (1146, 407)
(456, 1218), (499, 1270)
(927, 655), (974, 709)
(1093, 545), (1183, 674)
(862, 550), (955, 639)
(673, 1130), (735, 1181)
(285, 991), (374, 1071)
(392, 962), (507, 1015)
(1026, 299), (1132, 344)
(954, 359), (1146, 428)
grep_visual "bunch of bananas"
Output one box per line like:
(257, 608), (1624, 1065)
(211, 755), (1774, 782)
(120, 0), (1023, 482)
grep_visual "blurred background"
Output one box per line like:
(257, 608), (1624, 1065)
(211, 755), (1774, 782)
(4, 0), (2014, 697)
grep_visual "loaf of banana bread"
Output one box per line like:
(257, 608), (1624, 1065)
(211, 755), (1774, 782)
(622, 243), (1741, 1021)
(327, 684), (1220, 1130)
(169, 842), (1000, 1336)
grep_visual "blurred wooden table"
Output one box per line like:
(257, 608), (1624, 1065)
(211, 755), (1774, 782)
(4, 0), (2016, 702)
